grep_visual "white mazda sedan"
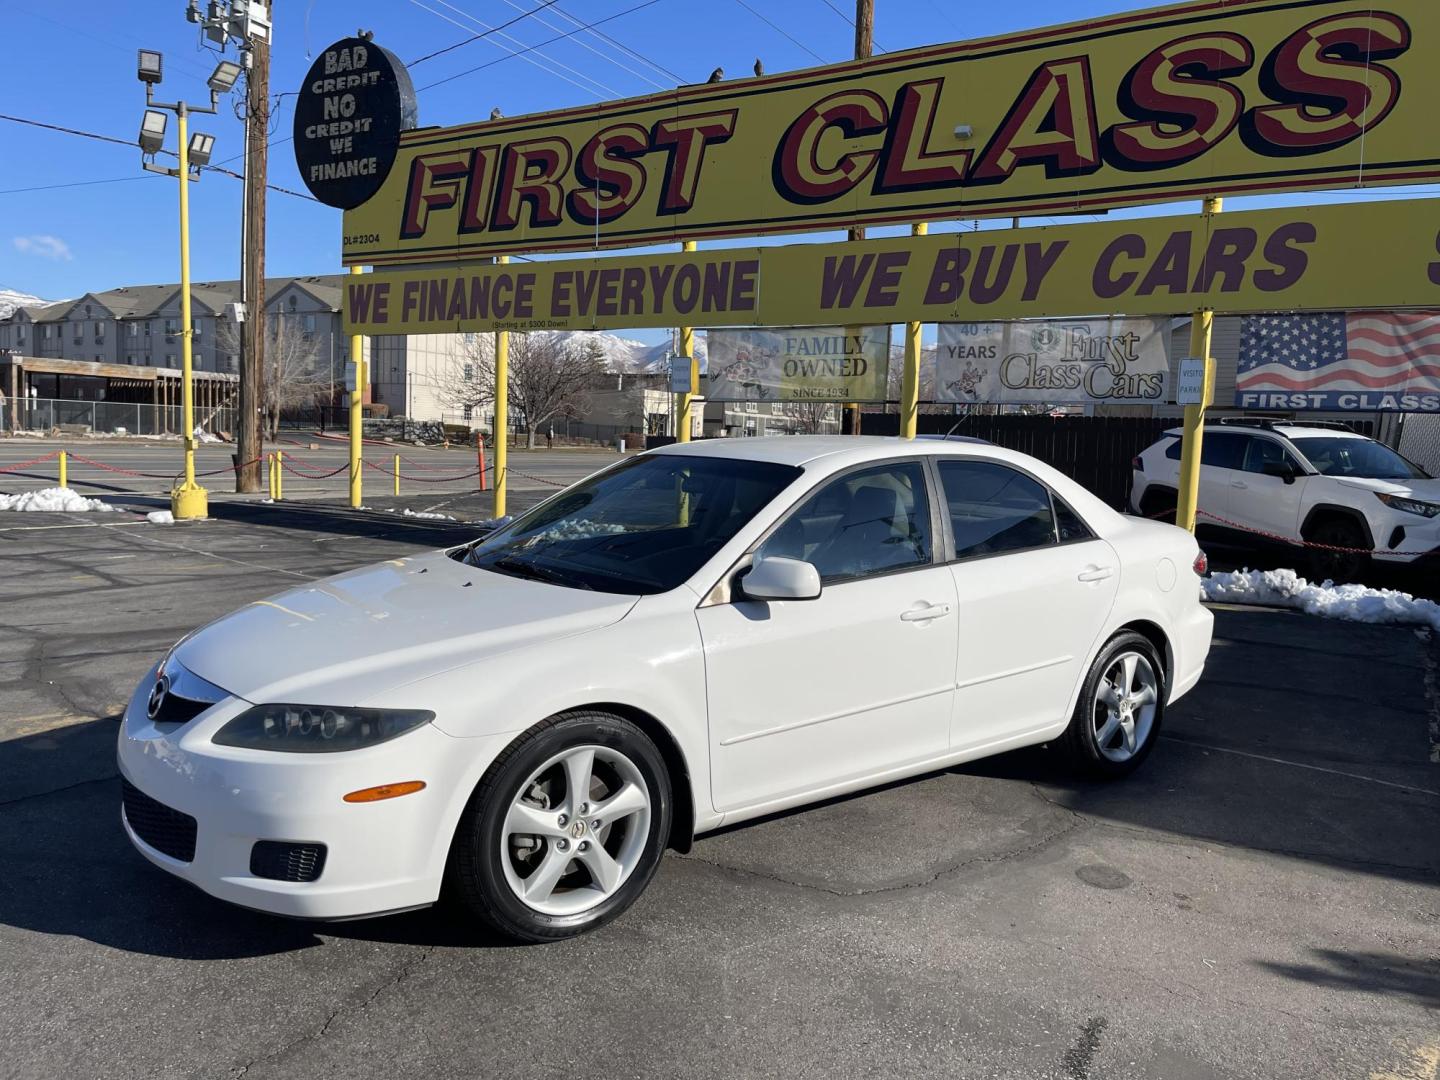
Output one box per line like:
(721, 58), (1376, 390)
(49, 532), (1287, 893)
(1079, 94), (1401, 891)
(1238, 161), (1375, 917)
(118, 437), (1212, 941)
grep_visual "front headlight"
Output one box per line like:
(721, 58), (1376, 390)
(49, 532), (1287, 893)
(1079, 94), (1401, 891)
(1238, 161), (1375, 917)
(212, 705), (434, 753)
(1375, 493), (1440, 518)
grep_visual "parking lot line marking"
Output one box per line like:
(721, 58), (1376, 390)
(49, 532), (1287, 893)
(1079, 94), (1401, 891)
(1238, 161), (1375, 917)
(97, 523), (318, 581)
(0, 519), (150, 534)
(1162, 736), (1440, 798)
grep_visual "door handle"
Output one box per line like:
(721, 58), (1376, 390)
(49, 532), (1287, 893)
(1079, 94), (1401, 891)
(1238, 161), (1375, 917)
(900, 603), (952, 622)
(1231, 480), (1248, 489)
(1076, 566), (1115, 583)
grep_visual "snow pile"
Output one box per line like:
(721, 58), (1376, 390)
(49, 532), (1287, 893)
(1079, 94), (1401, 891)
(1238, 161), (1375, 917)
(146, 510), (175, 525)
(384, 508), (457, 521)
(1203, 568), (1440, 633)
(193, 427), (221, 444)
(0, 487), (116, 513)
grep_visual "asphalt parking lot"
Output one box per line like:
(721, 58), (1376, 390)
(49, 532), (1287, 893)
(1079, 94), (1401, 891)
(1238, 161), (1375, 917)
(0, 481), (1438, 1079)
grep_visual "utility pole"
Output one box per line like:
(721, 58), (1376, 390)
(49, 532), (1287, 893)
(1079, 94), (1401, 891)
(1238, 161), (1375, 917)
(236, 1), (272, 493)
(843, 0), (874, 436)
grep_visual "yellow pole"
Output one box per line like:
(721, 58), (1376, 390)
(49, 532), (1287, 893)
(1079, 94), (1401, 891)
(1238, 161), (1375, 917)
(493, 255), (510, 519)
(58, 450), (67, 488)
(274, 449), (283, 501)
(267, 453), (275, 500)
(348, 265), (365, 509)
(394, 453), (401, 497)
(900, 222), (927, 439)
(677, 240), (696, 443)
(1176, 196), (1223, 534)
(172, 103), (208, 520)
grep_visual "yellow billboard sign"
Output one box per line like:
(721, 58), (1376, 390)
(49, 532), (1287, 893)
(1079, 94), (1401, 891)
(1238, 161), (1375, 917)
(343, 0), (1439, 266)
(345, 198), (1440, 334)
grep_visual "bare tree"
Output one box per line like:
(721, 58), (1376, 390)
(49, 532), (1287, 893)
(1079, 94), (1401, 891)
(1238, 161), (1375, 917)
(441, 332), (608, 448)
(219, 316), (326, 439)
(789, 400), (839, 434)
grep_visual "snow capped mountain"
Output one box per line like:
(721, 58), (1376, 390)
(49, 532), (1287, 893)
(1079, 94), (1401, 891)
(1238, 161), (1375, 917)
(526, 329), (710, 374)
(0, 288), (49, 320)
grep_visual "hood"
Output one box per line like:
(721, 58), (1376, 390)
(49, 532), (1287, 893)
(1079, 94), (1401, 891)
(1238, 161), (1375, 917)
(173, 549), (637, 706)
(1332, 476), (1440, 500)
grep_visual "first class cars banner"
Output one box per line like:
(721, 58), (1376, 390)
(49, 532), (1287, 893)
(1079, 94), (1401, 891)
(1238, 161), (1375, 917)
(936, 318), (1171, 405)
(344, 198), (1440, 334)
(342, 0), (1440, 265)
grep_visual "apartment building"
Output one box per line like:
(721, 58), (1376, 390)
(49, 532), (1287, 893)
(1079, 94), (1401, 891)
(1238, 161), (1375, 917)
(0, 276), (351, 379)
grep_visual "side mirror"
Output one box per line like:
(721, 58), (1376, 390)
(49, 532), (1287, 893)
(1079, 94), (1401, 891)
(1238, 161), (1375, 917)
(742, 556), (822, 602)
(1261, 462), (1298, 484)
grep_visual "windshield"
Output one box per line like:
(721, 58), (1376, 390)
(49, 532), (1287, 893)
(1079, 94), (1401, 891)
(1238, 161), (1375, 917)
(465, 454), (802, 594)
(1290, 437), (1430, 480)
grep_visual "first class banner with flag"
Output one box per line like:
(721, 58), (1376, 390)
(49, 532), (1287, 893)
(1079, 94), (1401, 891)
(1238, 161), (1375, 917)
(341, 0), (1440, 266)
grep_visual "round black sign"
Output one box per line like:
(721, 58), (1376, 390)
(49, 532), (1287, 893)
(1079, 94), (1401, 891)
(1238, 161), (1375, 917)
(293, 36), (417, 210)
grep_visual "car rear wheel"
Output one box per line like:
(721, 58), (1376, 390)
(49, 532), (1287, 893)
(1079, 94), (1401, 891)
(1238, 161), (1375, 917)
(1056, 631), (1165, 778)
(1307, 518), (1370, 584)
(448, 711), (671, 942)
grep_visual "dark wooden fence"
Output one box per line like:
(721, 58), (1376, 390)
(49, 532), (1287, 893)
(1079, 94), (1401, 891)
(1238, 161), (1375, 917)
(861, 413), (1175, 508)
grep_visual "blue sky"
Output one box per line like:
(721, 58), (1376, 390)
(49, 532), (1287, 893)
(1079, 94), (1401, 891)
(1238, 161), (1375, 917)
(3, 0), (1435, 346)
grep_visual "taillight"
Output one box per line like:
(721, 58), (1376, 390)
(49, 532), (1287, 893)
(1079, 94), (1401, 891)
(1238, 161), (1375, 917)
(1131, 455), (1143, 471)
(1192, 550), (1209, 576)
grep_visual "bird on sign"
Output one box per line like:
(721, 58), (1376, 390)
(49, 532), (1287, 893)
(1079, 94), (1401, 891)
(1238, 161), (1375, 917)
(490, 107), (503, 121)
(753, 58), (764, 76)
(707, 67), (723, 83)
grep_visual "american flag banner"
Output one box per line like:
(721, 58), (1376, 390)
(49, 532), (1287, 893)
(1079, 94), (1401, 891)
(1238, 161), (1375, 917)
(1236, 312), (1440, 412)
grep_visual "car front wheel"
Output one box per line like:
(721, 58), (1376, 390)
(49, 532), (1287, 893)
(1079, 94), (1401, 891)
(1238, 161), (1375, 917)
(1056, 631), (1165, 778)
(448, 711), (672, 942)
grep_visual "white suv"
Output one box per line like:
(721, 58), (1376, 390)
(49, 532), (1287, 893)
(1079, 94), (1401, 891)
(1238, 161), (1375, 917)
(1130, 420), (1439, 581)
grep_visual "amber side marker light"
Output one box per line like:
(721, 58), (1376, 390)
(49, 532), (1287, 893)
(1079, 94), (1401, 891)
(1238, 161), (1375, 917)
(344, 781), (427, 803)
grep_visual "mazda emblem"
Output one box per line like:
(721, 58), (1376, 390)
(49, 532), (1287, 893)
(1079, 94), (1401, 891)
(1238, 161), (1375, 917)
(146, 675), (170, 721)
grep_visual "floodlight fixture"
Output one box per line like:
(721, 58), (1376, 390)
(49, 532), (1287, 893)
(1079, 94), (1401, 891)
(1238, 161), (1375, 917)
(187, 131), (216, 168)
(208, 60), (243, 94)
(138, 50), (164, 85)
(139, 110), (168, 154)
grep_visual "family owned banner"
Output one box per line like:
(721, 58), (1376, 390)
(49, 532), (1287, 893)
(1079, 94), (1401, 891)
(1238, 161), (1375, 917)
(706, 327), (891, 402)
(936, 318), (1171, 406)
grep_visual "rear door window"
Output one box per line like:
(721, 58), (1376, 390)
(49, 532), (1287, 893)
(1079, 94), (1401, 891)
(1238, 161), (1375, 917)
(939, 461), (1058, 559)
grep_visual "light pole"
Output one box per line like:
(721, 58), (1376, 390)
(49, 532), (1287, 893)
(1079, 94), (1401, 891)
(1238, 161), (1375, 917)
(137, 50), (239, 520)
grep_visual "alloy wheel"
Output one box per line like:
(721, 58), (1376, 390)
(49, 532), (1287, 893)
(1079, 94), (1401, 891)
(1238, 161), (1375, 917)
(1092, 651), (1159, 763)
(499, 744), (652, 917)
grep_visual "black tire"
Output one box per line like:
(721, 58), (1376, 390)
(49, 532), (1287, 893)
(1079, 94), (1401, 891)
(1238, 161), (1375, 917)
(1055, 631), (1166, 779)
(447, 710), (672, 943)
(1306, 517), (1370, 584)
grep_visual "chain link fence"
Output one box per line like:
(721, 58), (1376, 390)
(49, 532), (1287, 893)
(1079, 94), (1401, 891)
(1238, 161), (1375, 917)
(1396, 414), (1440, 475)
(4, 398), (237, 438)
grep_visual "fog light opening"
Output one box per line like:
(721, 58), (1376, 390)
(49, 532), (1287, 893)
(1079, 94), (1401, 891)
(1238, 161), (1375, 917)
(343, 780), (427, 803)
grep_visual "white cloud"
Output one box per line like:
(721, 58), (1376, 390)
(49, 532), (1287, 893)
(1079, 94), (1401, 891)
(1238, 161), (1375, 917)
(13, 235), (73, 262)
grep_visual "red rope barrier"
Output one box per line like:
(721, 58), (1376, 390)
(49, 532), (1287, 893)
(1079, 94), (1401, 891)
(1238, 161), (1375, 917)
(0, 451), (61, 473)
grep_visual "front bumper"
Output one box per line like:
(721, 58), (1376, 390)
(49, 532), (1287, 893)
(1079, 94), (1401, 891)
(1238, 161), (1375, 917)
(115, 669), (508, 920)
(1370, 514), (1440, 564)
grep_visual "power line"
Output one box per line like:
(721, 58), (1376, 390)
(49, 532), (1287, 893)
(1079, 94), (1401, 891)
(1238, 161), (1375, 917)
(483, 0), (669, 90)
(0, 175), (151, 196)
(817, 0), (887, 53)
(732, 0), (828, 64)
(410, 0), (563, 65)
(415, 0), (666, 93)
(411, 0), (620, 99)
(0, 113), (316, 201)
(544, 1), (683, 84)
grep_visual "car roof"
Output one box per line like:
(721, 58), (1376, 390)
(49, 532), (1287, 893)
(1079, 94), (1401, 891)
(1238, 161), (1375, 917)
(1162, 424), (1369, 440)
(650, 434), (1003, 468)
